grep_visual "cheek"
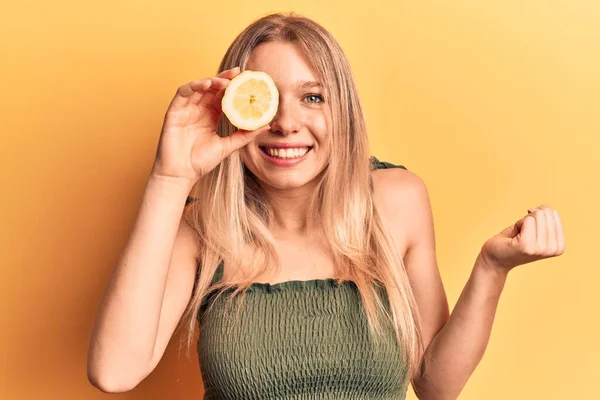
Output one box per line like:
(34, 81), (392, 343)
(308, 114), (329, 143)
(242, 147), (268, 174)
(240, 148), (255, 167)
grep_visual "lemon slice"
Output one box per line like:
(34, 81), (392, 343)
(221, 70), (279, 131)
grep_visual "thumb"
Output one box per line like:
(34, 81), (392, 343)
(499, 222), (520, 239)
(499, 212), (533, 240)
(512, 212), (537, 246)
(221, 125), (270, 157)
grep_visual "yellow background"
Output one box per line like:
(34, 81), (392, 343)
(1, 0), (598, 399)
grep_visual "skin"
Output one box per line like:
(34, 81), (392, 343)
(87, 39), (566, 398)
(373, 166), (565, 399)
(238, 41), (566, 399)
(222, 41), (338, 283)
(240, 41), (331, 237)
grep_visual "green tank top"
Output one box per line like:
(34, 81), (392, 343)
(197, 157), (409, 399)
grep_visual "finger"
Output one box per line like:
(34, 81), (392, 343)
(221, 125), (271, 156)
(168, 79), (209, 109)
(204, 88), (226, 114)
(543, 208), (557, 255)
(190, 77), (231, 93)
(189, 78), (231, 106)
(538, 205), (561, 255)
(515, 214), (537, 254)
(170, 73), (237, 110)
(553, 209), (566, 255)
(169, 79), (211, 109)
(183, 79), (212, 97)
(199, 81), (230, 108)
(532, 209), (547, 254)
(195, 77), (231, 105)
(217, 67), (241, 80)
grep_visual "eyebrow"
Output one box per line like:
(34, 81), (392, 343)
(296, 80), (322, 89)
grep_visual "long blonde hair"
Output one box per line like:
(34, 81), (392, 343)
(181, 12), (426, 382)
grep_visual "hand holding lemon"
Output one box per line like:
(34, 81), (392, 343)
(151, 68), (279, 185)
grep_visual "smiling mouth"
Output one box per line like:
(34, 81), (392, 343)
(259, 146), (314, 159)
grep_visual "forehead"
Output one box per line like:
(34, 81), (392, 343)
(246, 41), (319, 88)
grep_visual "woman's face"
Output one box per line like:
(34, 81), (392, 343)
(240, 41), (331, 190)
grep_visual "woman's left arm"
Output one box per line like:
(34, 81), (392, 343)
(373, 169), (565, 400)
(410, 253), (509, 400)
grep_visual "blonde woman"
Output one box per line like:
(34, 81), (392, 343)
(87, 13), (565, 399)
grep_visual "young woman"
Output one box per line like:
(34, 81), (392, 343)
(87, 13), (565, 399)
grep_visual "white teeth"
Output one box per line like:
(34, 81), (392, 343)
(266, 147), (309, 159)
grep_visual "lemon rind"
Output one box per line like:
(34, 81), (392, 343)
(221, 70), (279, 131)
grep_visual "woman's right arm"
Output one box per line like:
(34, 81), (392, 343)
(87, 174), (198, 393)
(86, 66), (270, 393)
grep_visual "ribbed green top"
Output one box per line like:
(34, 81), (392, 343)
(196, 157), (409, 399)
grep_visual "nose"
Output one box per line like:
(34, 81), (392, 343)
(269, 98), (301, 135)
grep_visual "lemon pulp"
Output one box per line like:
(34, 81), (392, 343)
(222, 70), (279, 131)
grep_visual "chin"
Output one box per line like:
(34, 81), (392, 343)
(260, 174), (316, 190)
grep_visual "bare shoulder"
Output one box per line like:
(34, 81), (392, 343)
(371, 166), (432, 257)
(371, 166), (427, 200)
(372, 166), (449, 367)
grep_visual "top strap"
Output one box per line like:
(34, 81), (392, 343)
(370, 156), (407, 170)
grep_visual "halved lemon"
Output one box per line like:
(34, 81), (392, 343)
(221, 70), (279, 131)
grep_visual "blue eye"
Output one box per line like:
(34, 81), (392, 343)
(305, 94), (324, 103)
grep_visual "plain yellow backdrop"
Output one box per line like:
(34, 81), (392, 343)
(1, 0), (598, 399)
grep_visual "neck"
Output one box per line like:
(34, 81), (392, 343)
(262, 184), (318, 237)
